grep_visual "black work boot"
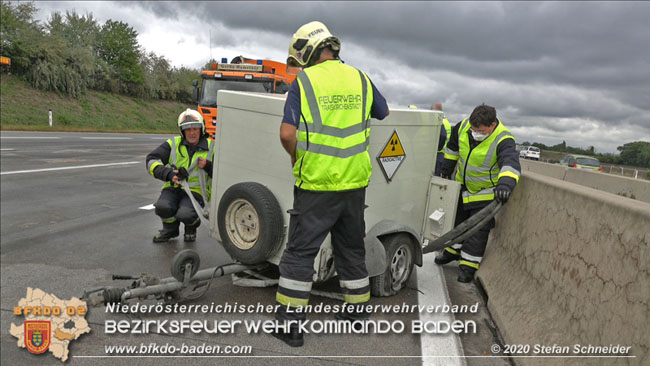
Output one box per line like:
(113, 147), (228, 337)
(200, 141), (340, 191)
(335, 307), (370, 332)
(335, 303), (371, 331)
(457, 266), (476, 283)
(183, 229), (196, 242)
(271, 325), (303, 347)
(335, 303), (371, 321)
(152, 226), (179, 243)
(183, 219), (201, 242)
(435, 249), (460, 265)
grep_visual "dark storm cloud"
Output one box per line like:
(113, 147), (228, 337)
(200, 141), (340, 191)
(136, 1), (182, 19)
(163, 2), (650, 117)
(35, 1), (650, 152)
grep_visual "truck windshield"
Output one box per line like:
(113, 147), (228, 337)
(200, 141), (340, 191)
(199, 79), (272, 107)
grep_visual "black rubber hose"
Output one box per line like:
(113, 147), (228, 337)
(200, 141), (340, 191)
(445, 203), (502, 246)
(423, 200), (502, 254)
(423, 200), (500, 253)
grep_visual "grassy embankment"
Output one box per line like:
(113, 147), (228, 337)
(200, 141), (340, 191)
(0, 75), (192, 133)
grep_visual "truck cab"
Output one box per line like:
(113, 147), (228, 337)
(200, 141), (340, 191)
(193, 57), (296, 137)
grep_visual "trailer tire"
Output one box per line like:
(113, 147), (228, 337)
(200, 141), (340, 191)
(217, 182), (284, 264)
(370, 233), (415, 297)
(171, 249), (200, 282)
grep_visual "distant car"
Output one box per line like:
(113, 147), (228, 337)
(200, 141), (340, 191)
(519, 146), (541, 160)
(557, 154), (602, 172)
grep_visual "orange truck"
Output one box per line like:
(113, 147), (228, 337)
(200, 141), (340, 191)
(192, 56), (297, 137)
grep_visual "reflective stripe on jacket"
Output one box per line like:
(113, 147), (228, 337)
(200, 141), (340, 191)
(294, 60), (373, 191)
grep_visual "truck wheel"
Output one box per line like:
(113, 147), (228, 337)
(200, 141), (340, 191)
(217, 182), (284, 264)
(171, 249), (200, 282)
(370, 234), (415, 297)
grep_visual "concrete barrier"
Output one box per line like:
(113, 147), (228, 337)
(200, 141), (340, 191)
(477, 171), (650, 366)
(520, 158), (569, 180)
(520, 159), (650, 203)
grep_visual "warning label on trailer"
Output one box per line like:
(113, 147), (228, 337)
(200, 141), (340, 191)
(377, 130), (406, 182)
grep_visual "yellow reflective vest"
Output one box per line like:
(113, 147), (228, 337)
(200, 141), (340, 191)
(438, 117), (452, 153)
(454, 119), (518, 204)
(294, 60), (373, 191)
(149, 136), (214, 201)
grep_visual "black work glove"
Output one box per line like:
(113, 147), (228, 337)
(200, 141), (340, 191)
(440, 159), (456, 180)
(440, 168), (453, 180)
(494, 184), (512, 203)
(176, 167), (189, 181)
(165, 169), (176, 182)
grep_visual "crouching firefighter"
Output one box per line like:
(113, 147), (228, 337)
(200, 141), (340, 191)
(273, 21), (390, 347)
(436, 104), (520, 282)
(145, 109), (214, 242)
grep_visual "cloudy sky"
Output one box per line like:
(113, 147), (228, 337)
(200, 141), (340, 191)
(34, 1), (650, 153)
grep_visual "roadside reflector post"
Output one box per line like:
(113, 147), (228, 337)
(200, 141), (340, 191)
(49, 109), (53, 127)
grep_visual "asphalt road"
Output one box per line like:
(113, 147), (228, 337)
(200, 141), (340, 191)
(0, 131), (506, 366)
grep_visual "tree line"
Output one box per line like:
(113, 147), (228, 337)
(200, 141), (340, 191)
(1, 2), (197, 102)
(2, 2), (648, 166)
(520, 140), (650, 168)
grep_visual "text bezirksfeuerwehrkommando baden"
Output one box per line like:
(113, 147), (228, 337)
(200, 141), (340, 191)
(105, 301), (479, 315)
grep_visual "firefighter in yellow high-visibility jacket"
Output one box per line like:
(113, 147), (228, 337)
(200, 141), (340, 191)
(436, 104), (521, 282)
(145, 109), (214, 243)
(432, 102), (452, 177)
(272, 21), (390, 347)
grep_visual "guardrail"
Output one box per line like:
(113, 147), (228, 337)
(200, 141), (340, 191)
(600, 163), (649, 181)
(477, 171), (650, 366)
(529, 150), (649, 181)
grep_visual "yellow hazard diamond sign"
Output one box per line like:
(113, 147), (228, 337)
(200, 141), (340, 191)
(377, 130), (406, 182)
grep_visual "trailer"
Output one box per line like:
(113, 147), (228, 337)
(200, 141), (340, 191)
(207, 90), (461, 296)
(83, 90), (477, 306)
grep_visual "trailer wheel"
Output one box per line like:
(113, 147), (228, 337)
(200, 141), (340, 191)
(217, 182), (284, 264)
(171, 249), (200, 282)
(370, 234), (415, 297)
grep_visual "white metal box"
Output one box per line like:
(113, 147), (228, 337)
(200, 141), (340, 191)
(209, 90), (454, 279)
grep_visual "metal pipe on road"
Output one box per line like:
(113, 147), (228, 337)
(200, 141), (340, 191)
(121, 264), (263, 301)
(122, 282), (184, 300)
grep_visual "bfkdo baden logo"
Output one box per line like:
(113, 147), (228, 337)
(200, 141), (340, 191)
(10, 288), (91, 362)
(25, 321), (51, 354)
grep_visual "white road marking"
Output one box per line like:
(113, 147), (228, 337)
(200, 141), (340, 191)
(139, 204), (155, 210)
(0, 148), (16, 151)
(1, 161), (140, 175)
(80, 137), (132, 140)
(418, 253), (466, 365)
(0, 136), (60, 139)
